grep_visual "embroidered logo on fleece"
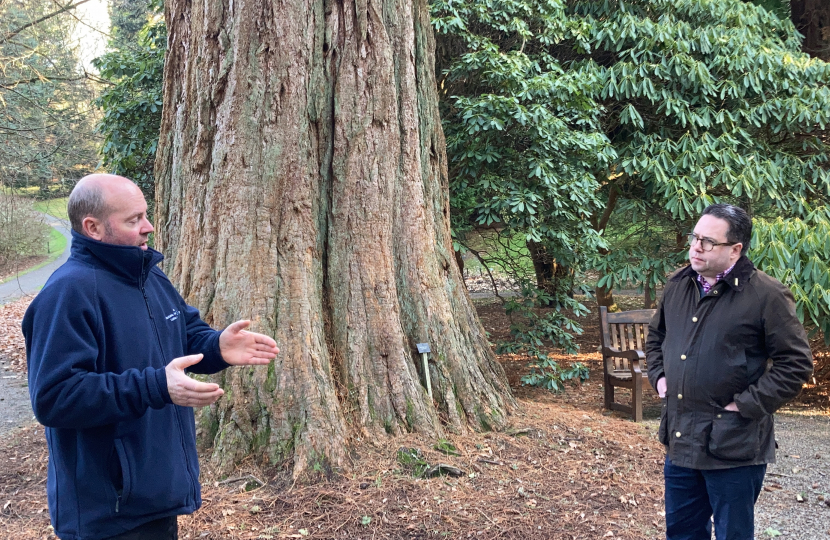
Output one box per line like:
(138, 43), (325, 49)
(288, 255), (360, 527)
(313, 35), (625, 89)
(165, 310), (181, 322)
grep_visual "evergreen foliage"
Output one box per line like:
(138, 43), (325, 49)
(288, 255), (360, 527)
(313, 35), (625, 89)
(108, 0), (152, 50)
(93, 0), (164, 203)
(81, 0), (830, 368)
(433, 0), (830, 348)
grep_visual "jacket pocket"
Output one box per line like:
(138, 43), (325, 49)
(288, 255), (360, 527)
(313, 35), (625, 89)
(113, 439), (133, 505)
(707, 410), (760, 461)
(658, 399), (669, 446)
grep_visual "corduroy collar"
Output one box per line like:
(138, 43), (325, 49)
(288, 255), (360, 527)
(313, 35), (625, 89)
(670, 255), (756, 292)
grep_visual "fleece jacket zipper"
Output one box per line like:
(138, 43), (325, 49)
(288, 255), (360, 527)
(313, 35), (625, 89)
(140, 264), (198, 508)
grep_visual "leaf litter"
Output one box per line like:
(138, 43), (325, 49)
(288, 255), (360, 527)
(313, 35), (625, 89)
(1, 295), (827, 538)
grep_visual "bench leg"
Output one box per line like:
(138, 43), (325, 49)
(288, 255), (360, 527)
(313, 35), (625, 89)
(604, 375), (614, 410)
(632, 375), (643, 422)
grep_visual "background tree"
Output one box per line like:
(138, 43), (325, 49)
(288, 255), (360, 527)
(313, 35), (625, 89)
(0, 0), (99, 195)
(155, 0), (516, 478)
(108, 0), (151, 50)
(791, 0), (830, 60)
(435, 0), (830, 342)
(747, 0), (789, 19)
(579, 0), (830, 338)
(94, 0), (164, 204)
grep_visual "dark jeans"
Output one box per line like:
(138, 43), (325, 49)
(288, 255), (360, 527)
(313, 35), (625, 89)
(664, 456), (766, 540)
(103, 516), (178, 540)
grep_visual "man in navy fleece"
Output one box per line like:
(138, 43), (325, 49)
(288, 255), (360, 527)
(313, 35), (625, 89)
(23, 174), (280, 540)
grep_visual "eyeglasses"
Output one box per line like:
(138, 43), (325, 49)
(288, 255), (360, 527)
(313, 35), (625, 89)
(687, 233), (737, 252)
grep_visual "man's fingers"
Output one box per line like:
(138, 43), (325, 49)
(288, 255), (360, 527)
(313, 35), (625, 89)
(167, 375), (224, 407)
(166, 355), (225, 407)
(176, 389), (224, 407)
(178, 387), (224, 401)
(227, 320), (251, 334)
(254, 333), (278, 348)
(179, 377), (221, 393)
(170, 354), (204, 370)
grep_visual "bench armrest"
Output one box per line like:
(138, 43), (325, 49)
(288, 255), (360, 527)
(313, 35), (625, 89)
(601, 347), (646, 376)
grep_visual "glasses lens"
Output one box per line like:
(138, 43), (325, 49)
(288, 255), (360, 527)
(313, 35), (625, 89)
(688, 233), (713, 251)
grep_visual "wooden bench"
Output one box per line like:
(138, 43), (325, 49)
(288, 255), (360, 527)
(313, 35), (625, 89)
(599, 306), (657, 422)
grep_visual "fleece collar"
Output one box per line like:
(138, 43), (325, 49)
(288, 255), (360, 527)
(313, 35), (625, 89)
(70, 230), (164, 285)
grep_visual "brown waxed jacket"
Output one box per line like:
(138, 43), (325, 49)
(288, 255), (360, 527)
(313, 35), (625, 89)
(646, 256), (813, 469)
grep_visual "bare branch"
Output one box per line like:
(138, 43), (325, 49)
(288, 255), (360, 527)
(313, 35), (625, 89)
(1, 75), (87, 87)
(592, 182), (619, 233)
(1, 0), (93, 44)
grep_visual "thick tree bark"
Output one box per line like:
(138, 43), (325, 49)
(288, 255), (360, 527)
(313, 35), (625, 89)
(526, 240), (573, 302)
(155, 0), (515, 478)
(792, 0), (830, 60)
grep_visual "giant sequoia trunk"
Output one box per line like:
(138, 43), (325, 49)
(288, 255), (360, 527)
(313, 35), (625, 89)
(154, 0), (515, 477)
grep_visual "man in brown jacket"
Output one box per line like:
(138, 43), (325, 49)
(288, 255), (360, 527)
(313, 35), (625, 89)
(646, 204), (813, 540)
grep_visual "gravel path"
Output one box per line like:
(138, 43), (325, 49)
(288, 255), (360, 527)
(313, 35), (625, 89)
(641, 408), (830, 539)
(755, 410), (830, 539)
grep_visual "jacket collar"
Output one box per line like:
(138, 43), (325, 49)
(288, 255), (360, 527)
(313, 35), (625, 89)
(670, 255), (756, 292)
(70, 230), (164, 285)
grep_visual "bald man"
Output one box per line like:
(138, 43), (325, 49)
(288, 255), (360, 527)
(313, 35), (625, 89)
(22, 175), (279, 540)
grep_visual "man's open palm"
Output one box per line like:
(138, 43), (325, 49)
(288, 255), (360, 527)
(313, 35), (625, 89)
(219, 320), (279, 366)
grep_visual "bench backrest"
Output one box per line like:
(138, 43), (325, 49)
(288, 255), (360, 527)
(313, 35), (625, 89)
(599, 306), (656, 372)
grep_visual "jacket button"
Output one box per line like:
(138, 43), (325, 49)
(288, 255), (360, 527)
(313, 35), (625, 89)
(713, 290), (718, 295)
(680, 354), (687, 360)
(675, 432), (682, 438)
(692, 317), (698, 322)
(678, 394), (683, 399)
(717, 414), (722, 418)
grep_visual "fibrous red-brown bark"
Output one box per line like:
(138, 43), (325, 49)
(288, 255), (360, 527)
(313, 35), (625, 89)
(155, 0), (515, 477)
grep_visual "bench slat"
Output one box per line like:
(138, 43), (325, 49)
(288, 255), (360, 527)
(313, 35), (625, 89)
(600, 306), (657, 422)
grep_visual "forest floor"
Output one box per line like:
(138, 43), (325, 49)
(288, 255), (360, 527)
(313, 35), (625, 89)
(0, 292), (828, 540)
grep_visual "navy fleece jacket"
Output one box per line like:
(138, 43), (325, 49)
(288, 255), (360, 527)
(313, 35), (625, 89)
(22, 231), (229, 540)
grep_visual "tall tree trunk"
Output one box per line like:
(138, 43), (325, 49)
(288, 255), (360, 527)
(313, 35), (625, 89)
(526, 240), (573, 302)
(643, 273), (657, 309)
(595, 279), (618, 312)
(592, 184), (619, 311)
(154, 0), (515, 478)
(792, 0), (830, 60)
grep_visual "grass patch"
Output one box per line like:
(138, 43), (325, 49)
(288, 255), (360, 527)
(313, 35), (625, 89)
(0, 227), (67, 285)
(44, 227), (67, 258)
(33, 197), (69, 221)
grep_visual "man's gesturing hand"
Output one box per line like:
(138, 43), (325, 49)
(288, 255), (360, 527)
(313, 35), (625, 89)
(219, 320), (279, 366)
(166, 354), (224, 407)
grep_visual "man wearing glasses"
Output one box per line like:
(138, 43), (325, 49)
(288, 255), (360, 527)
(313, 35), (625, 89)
(646, 204), (812, 540)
